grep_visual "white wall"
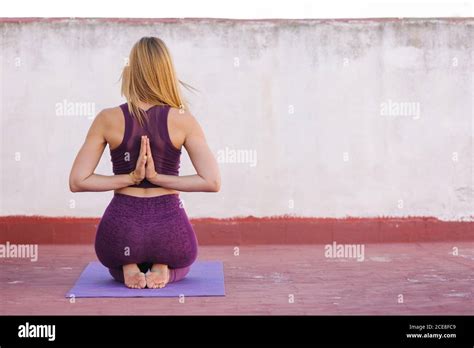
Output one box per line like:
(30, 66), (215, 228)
(0, 18), (472, 220)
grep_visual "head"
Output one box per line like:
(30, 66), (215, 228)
(121, 37), (193, 125)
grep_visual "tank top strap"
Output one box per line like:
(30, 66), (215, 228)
(155, 105), (172, 140)
(119, 102), (134, 143)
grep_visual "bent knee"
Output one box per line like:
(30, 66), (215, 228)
(184, 246), (198, 267)
(108, 267), (125, 283)
(171, 247), (197, 269)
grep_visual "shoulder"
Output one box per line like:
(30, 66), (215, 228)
(94, 106), (123, 125)
(168, 107), (200, 132)
(87, 107), (123, 138)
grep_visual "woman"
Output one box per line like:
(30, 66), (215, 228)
(69, 37), (221, 289)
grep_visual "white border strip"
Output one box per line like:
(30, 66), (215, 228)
(0, 0), (473, 19)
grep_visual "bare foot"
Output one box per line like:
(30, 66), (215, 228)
(146, 264), (170, 289)
(122, 264), (146, 289)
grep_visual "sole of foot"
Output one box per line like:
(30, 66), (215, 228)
(146, 264), (170, 289)
(123, 264), (147, 289)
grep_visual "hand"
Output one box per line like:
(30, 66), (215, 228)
(130, 135), (147, 183)
(145, 137), (159, 181)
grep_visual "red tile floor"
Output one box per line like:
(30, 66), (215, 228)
(0, 243), (472, 315)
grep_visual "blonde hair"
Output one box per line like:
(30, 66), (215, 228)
(120, 37), (194, 126)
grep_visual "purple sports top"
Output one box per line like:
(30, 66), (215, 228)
(110, 103), (181, 188)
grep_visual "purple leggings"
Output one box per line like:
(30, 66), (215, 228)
(95, 193), (198, 283)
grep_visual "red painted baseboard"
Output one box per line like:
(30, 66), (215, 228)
(0, 215), (472, 245)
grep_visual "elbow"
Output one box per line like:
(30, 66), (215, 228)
(69, 171), (92, 192)
(69, 178), (82, 193)
(69, 182), (80, 193)
(208, 177), (221, 192)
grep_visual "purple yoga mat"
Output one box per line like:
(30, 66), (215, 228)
(66, 261), (225, 298)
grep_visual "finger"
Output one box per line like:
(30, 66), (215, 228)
(144, 138), (149, 164)
(142, 137), (149, 166)
(146, 138), (154, 163)
(139, 135), (146, 158)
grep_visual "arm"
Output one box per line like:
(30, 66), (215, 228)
(69, 110), (138, 192)
(147, 110), (221, 192)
